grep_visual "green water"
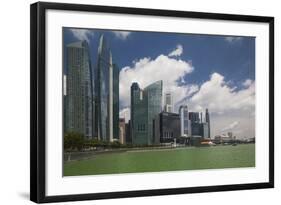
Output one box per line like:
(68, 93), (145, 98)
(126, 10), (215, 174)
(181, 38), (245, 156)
(64, 144), (255, 176)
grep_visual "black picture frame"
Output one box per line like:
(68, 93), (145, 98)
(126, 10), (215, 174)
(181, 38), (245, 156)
(30, 1), (274, 203)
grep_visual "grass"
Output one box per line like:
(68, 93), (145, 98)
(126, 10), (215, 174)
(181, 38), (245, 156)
(64, 144), (255, 176)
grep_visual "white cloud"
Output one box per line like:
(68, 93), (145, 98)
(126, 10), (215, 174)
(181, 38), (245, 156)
(221, 121), (239, 132)
(112, 31), (131, 40)
(185, 72), (255, 138)
(168, 44), (183, 57)
(70, 29), (94, 42)
(188, 72), (255, 113)
(119, 107), (130, 123)
(224, 36), (243, 43)
(119, 54), (195, 108)
(242, 79), (253, 87)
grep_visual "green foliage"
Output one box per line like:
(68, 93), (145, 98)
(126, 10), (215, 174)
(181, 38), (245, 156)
(64, 132), (84, 151)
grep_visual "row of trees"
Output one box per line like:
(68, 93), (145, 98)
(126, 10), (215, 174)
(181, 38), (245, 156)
(64, 132), (166, 152)
(64, 132), (123, 151)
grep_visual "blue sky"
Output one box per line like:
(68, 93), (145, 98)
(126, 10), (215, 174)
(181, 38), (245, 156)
(63, 28), (255, 138)
(63, 28), (255, 86)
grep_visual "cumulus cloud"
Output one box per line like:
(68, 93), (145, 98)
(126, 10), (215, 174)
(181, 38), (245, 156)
(184, 72), (255, 138)
(224, 36), (243, 43)
(221, 121), (239, 132)
(70, 29), (94, 42)
(119, 54), (196, 108)
(118, 48), (255, 138)
(112, 31), (131, 40)
(168, 44), (183, 57)
(242, 79), (253, 87)
(187, 72), (255, 114)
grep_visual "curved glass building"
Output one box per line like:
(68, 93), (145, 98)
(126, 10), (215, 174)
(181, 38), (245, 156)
(96, 35), (111, 141)
(96, 35), (119, 142)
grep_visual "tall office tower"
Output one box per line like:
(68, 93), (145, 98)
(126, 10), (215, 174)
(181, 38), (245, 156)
(65, 41), (94, 139)
(164, 92), (173, 112)
(130, 82), (147, 145)
(130, 81), (163, 145)
(205, 108), (211, 138)
(113, 64), (119, 140)
(154, 112), (181, 144)
(179, 105), (191, 137)
(96, 35), (119, 142)
(145, 80), (163, 144)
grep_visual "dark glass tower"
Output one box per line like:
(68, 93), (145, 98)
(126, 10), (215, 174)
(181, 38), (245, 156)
(65, 41), (94, 139)
(113, 64), (119, 140)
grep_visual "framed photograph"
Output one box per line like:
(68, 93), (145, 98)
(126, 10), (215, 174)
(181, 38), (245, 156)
(30, 2), (274, 203)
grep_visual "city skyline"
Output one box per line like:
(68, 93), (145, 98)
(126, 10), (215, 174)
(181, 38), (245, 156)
(63, 27), (255, 139)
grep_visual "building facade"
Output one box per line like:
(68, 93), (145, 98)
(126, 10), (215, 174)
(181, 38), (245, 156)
(154, 112), (181, 144)
(119, 118), (126, 144)
(179, 105), (191, 137)
(125, 120), (132, 144)
(96, 35), (119, 142)
(65, 41), (94, 139)
(205, 108), (211, 138)
(113, 64), (120, 140)
(177, 108), (211, 139)
(164, 93), (173, 113)
(130, 81), (163, 145)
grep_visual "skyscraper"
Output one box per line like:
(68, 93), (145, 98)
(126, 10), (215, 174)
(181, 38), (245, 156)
(65, 40), (94, 139)
(113, 64), (120, 140)
(154, 111), (181, 144)
(96, 35), (119, 142)
(145, 81), (163, 144)
(179, 105), (191, 137)
(164, 92), (173, 112)
(205, 108), (211, 138)
(131, 81), (163, 145)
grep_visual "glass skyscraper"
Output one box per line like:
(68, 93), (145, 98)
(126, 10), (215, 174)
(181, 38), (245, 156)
(96, 35), (119, 142)
(145, 81), (163, 144)
(130, 81), (163, 145)
(65, 41), (94, 139)
(113, 64), (120, 140)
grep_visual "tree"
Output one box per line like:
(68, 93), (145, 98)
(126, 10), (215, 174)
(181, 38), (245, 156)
(64, 132), (85, 151)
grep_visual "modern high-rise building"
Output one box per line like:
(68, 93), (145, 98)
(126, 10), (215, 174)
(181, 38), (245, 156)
(164, 92), (173, 112)
(205, 108), (211, 138)
(65, 40), (94, 139)
(130, 81), (163, 145)
(125, 120), (132, 144)
(154, 112), (181, 144)
(113, 64), (120, 140)
(96, 35), (119, 142)
(179, 105), (191, 137)
(177, 107), (210, 139)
